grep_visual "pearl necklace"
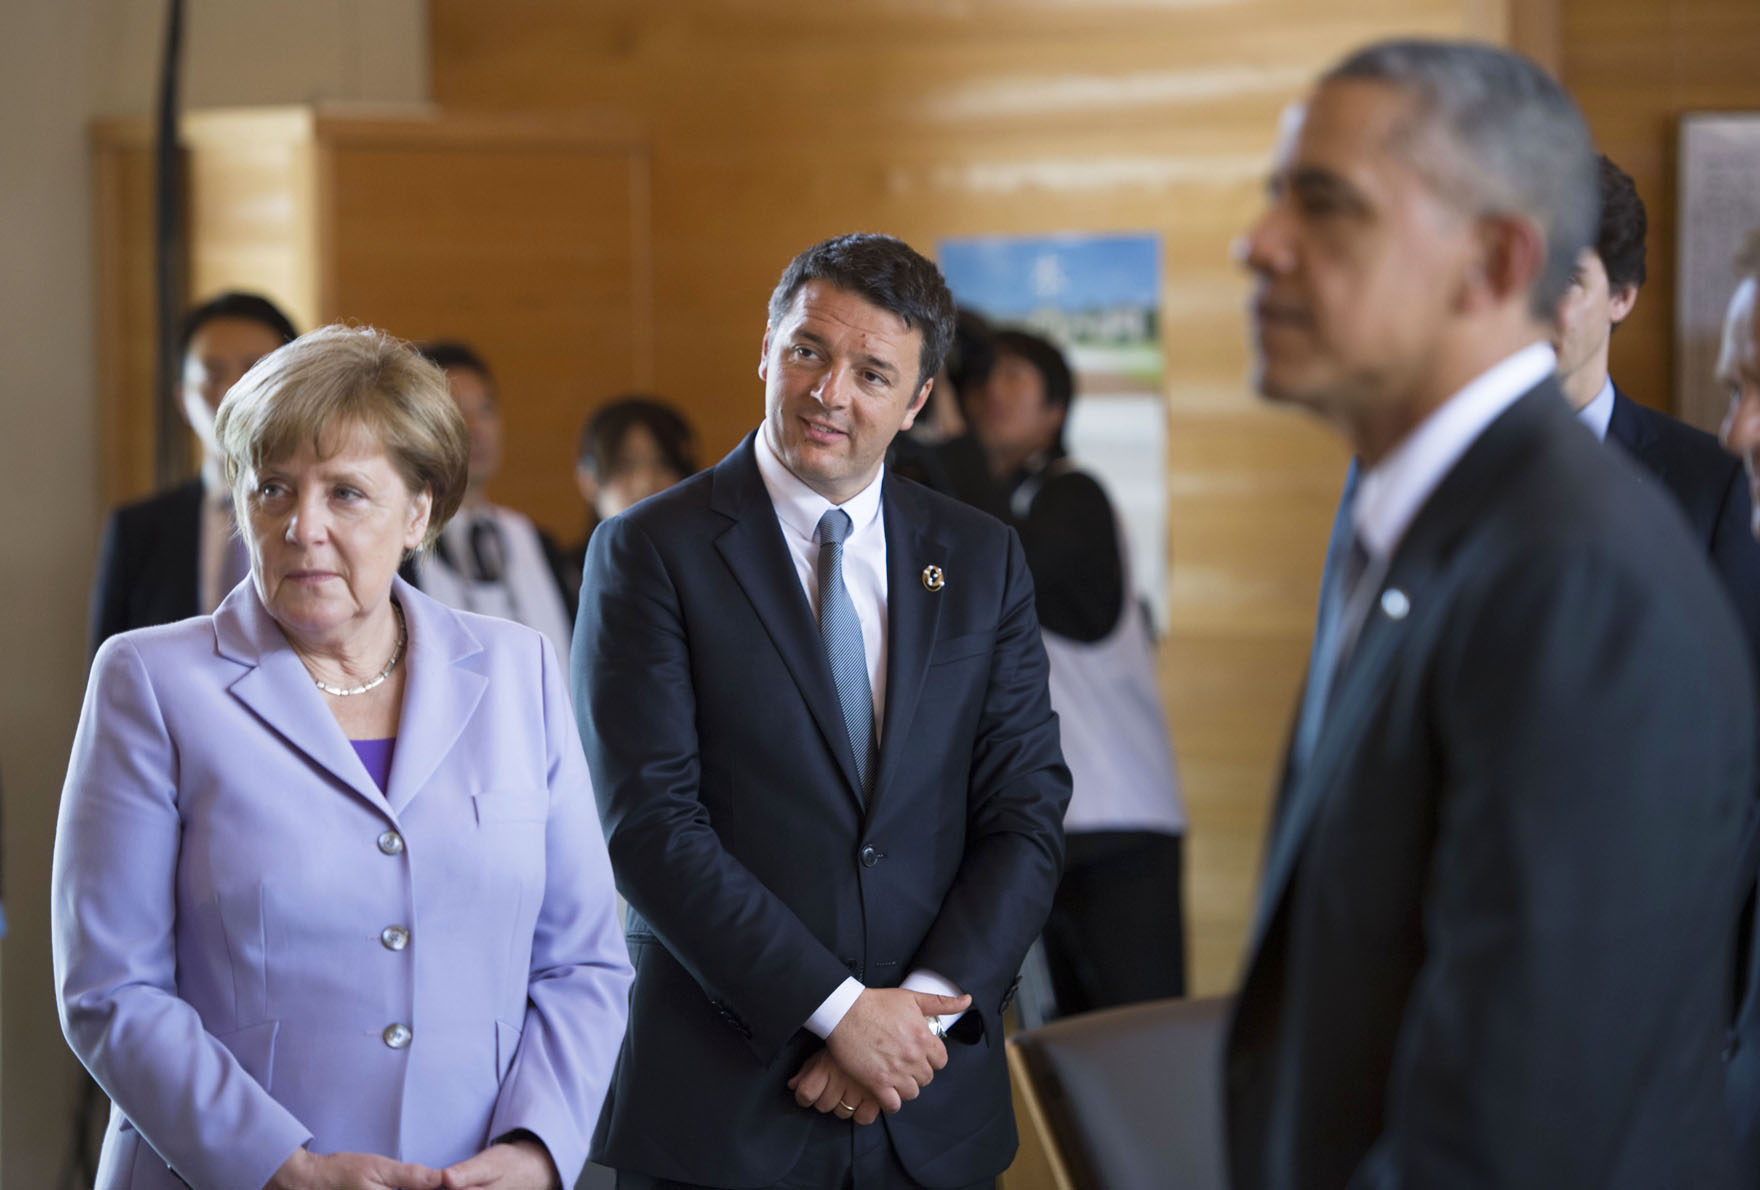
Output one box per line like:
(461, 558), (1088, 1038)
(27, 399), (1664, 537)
(310, 603), (407, 697)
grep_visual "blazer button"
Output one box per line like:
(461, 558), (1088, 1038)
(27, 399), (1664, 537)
(380, 925), (410, 951)
(382, 1023), (412, 1049)
(377, 830), (405, 856)
(860, 845), (880, 868)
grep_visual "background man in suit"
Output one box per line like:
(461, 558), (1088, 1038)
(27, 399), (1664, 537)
(1554, 154), (1760, 671)
(88, 292), (297, 652)
(1227, 39), (1755, 1189)
(1716, 230), (1760, 1179)
(574, 233), (1070, 1190)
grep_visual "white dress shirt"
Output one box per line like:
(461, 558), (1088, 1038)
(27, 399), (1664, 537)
(752, 427), (965, 1039)
(417, 503), (575, 664)
(1576, 375), (1616, 442)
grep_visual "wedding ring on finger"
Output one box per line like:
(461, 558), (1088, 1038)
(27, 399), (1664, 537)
(837, 1100), (858, 1116)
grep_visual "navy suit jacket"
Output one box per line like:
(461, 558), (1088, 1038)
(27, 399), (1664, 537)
(572, 434), (1070, 1187)
(89, 480), (204, 655)
(1606, 387), (1760, 682)
(1228, 384), (1754, 1189)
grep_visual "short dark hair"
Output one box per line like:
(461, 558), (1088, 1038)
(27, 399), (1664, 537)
(1325, 39), (1598, 319)
(416, 340), (494, 388)
(767, 233), (956, 387)
(992, 329), (1076, 450)
(180, 292), (298, 357)
(1595, 154), (1648, 293)
(578, 396), (698, 479)
(946, 308), (996, 410)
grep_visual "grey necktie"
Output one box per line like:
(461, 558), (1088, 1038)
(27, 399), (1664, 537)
(816, 509), (877, 799)
(1288, 530), (1371, 787)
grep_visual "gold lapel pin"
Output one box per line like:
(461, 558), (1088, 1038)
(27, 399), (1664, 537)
(921, 564), (945, 592)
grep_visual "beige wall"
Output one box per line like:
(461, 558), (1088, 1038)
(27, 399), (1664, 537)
(0, 2), (425, 1181)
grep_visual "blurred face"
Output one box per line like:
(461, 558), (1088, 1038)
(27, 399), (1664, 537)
(1241, 80), (1479, 441)
(1552, 248), (1638, 410)
(759, 281), (931, 504)
(445, 365), (502, 496)
(243, 422), (431, 649)
(181, 317), (285, 457)
(966, 350), (1065, 462)
(1716, 278), (1760, 537)
(578, 422), (683, 520)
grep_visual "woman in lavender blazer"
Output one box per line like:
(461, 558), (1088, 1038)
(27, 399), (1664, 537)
(53, 325), (631, 1190)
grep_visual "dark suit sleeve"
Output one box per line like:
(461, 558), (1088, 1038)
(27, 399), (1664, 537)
(1707, 463), (1760, 691)
(1016, 471), (1123, 643)
(572, 514), (851, 1060)
(89, 508), (131, 658)
(1353, 546), (1753, 1187)
(910, 528), (1071, 1047)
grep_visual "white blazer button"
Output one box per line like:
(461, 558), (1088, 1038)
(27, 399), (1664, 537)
(383, 1023), (412, 1049)
(377, 830), (405, 856)
(1380, 588), (1411, 620)
(380, 925), (410, 951)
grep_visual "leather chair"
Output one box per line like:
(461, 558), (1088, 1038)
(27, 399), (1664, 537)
(1006, 995), (1231, 1190)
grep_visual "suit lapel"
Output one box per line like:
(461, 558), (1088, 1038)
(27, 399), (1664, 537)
(872, 480), (947, 815)
(214, 582), (394, 817)
(711, 437), (866, 805)
(382, 578), (487, 816)
(1250, 385), (1556, 952)
(1607, 388), (1665, 481)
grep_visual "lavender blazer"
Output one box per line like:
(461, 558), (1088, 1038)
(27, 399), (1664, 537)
(53, 576), (632, 1190)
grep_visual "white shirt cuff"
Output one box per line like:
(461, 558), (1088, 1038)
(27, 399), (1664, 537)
(804, 976), (865, 1039)
(902, 967), (968, 1030)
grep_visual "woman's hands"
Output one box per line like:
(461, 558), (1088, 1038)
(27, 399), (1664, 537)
(264, 1138), (559, 1190)
(441, 1137), (561, 1189)
(265, 1146), (442, 1189)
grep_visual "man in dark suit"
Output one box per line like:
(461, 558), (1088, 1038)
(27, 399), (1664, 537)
(573, 233), (1070, 1189)
(1227, 39), (1755, 1189)
(1716, 232), (1760, 1180)
(88, 292), (297, 651)
(1554, 154), (1760, 674)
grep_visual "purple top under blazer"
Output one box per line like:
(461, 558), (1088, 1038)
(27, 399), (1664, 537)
(53, 576), (632, 1190)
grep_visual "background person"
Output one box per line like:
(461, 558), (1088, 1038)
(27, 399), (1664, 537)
(1552, 154), (1760, 674)
(54, 325), (631, 1190)
(411, 341), (575, 662)
(961, 327), (1187, 1015)
(1226, 40), (1753, 1188)
(574, 233), (1070, 1190)
(560, 396), (698, 617)
(88, 291), (298, 652)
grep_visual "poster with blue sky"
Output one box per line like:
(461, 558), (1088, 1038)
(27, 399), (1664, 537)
(939, 232), (1168, 624)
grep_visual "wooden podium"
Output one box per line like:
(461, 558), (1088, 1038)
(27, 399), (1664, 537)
(91, 106), (652, 538)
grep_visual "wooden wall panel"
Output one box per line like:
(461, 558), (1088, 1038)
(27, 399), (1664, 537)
(430, 0), (1501, 994)
(1558, 0), (1760, 430)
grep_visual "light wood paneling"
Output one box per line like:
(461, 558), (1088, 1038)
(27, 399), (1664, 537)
(1558, 0), (1760, 430)
(430, 0), (1504, 996)
(90, 108), (650, 538)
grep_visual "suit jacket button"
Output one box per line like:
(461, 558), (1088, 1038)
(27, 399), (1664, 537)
(377, 830), (405, 856)
(380, 925), (410, 951)
(860, 845), (882, 868)
(382, 1023), (412, 1049)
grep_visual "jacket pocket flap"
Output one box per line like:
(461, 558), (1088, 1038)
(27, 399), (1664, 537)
(473, 789), (549, 824)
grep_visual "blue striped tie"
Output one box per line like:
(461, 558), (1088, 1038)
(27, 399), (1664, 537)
(817, 509), (877, 799)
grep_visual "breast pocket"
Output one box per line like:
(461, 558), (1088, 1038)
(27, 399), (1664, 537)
(473, 788), (550, 825)
(928, 630), (994, 667)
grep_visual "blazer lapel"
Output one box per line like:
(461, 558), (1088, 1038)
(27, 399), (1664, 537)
(1249, 384), (1557, 952)
(382, 577), (487, 816)
(215, 582), (393, 817)
(871, 480), (947, 815)
(711, 436), (865, 804)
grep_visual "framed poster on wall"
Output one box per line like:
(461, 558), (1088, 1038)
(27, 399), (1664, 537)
(1677, 114), (1760, 433)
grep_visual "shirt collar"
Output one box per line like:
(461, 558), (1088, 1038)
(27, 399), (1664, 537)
(753, 424), (885, 544)
(1575, 375), (1616, 442)
(1354, 342), (1556, 560)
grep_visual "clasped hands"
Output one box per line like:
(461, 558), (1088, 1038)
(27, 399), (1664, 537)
(787, 987), (970, 1125)
(264, 1134), (558, 1190)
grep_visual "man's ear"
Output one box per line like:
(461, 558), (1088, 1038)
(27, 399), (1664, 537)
(758, 326), (773, 382)
(899, 377), (934, 433)
(1608, 282), (1640, 327)
(1472, 213), (1547, 311)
